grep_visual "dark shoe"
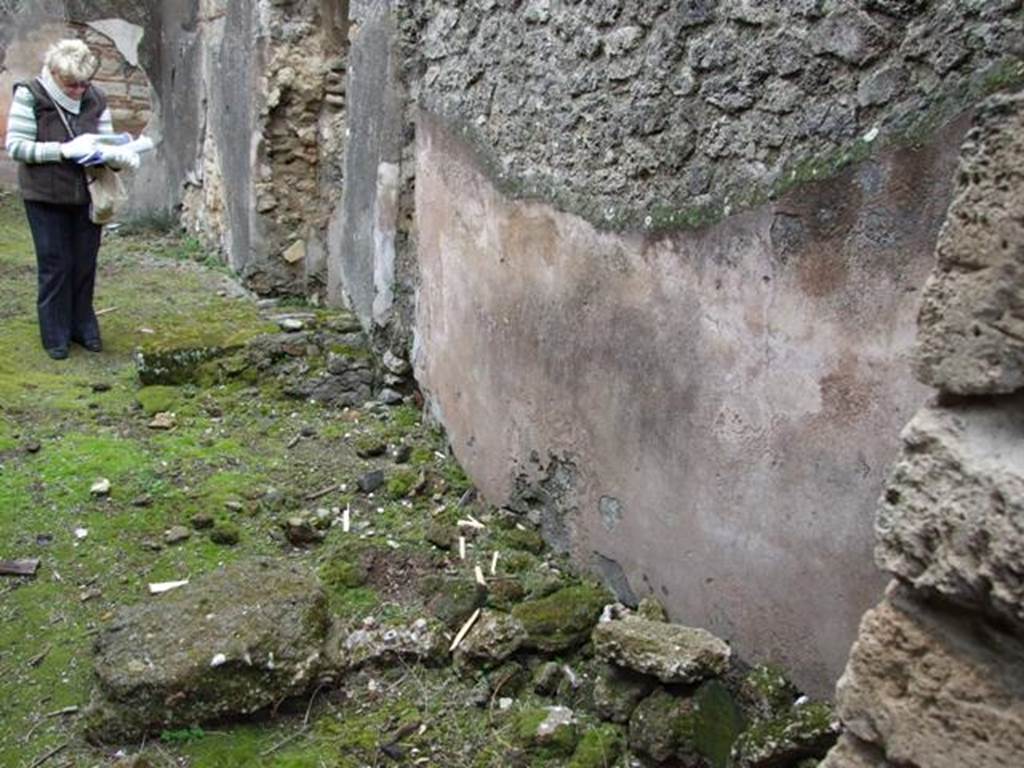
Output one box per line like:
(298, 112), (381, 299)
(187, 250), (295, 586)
(73, 336), (103, 352)
(46, 346), (69, 360)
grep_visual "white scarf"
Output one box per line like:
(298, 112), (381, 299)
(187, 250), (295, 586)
(39, 67), (83, 115)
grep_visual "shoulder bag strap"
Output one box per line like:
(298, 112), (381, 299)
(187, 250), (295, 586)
(33, 77), (77, 140)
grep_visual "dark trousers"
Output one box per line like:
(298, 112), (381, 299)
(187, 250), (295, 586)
(23, 200), (102, 351)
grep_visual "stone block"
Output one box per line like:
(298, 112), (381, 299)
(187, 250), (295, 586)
(85, 559), (330, 741)
(875, 394), (1024, 625)
(592, 617), (731, 684)
(834, 587), (1024, 768)
(914, 92), (1024, 394)
(809, 11), (888, 67)
(820, 734), (893, 768)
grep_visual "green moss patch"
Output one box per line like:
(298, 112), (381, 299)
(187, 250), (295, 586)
(512, 583), (611, 652)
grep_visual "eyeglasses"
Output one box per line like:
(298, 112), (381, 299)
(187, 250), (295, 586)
(57, 77), (90, 91)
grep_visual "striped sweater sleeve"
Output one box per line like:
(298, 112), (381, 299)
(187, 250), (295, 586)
(4, 85), (62, 164)
(97, 107), (114, 136)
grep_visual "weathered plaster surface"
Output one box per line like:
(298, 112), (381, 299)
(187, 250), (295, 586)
(414, 111), (964, 695)
(331, 1), (406, 328)
(86, 18), (143, 66)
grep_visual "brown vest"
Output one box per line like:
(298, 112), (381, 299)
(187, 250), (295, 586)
(16, 79), (107, 205)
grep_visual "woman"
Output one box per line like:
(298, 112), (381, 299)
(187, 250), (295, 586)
(4, 38), (136, 360)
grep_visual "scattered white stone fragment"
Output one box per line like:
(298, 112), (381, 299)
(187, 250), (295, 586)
(499, 697), (513, 710)
(74, 527), (89, 540)
(149, 579), (189, 595)
(863, 126), (880, 142)
(210, 653), (227, 668)
(90, 478), (111, 496)
(279, 318), (305, 332)
(490, 550), (500, 575)
(459, 536), (466, 560)
(475, 565), (486, 586)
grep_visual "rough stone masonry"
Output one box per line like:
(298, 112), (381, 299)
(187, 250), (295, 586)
(820, 89), (1024, 768)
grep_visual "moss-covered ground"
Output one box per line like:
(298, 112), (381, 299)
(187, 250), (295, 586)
(0, 192), (617, 767)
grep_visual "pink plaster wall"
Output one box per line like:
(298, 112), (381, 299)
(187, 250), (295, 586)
(413, 110), (966, 695)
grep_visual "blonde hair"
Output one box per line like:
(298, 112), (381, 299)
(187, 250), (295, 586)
(44, 39), (99, 82)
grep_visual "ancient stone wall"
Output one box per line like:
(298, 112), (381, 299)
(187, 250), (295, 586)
(396, 0), (1024, 696)
(411, 0), (1023, 231)
(179, 0), (348, 296)
(821, 89), (1024, 767)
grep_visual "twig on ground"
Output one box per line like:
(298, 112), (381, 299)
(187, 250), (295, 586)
(260, 727), (308, 758)
(44, 706), (78, 718)
(95, 306), (118, 316)
(305, 483), (339, 501)
(22, 718), (45, 743)
(27, 645), (51, 667)
(304, 683), (326, 727)
(27, 741), (68, 768)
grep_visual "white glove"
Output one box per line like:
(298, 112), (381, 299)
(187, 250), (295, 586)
(60, 134), (97, 160)
(105, 147), (141, 171)
(79, 147), (140, 171)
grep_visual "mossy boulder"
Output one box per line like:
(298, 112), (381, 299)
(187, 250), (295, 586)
(487, 661), (530, 698)
(512, 583), (611, 653)
(521, 566), (565, 598)
(593, 663), (656, 724)
(354, 435), (387, 458)
(514, 706), (579, 759)
(637, 596), (669, 622)
(85, 559), (329, 741)
(422, 576), (487, 629)
(502, 526), (546, 554)
(568, 724), (626, 768)
(739, 664), (799, 721)
(628, 689), (696, 763)
(386, 469), (418, 499)
(209, 520), (240, 546)
(339, 618), (447, 670)
(134, 321), (259, 385)
(592, 617), (731, 684)
(454, 609), (528, 667)
(487, 577), (526, 610)
(692, 680), (747, 768)
(532, 661), (564, 696)
(731, 701), (838, 767)
(136, 385), (181, 415)
(424, 520), (456, 550)
(320, 558), (369, 590)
